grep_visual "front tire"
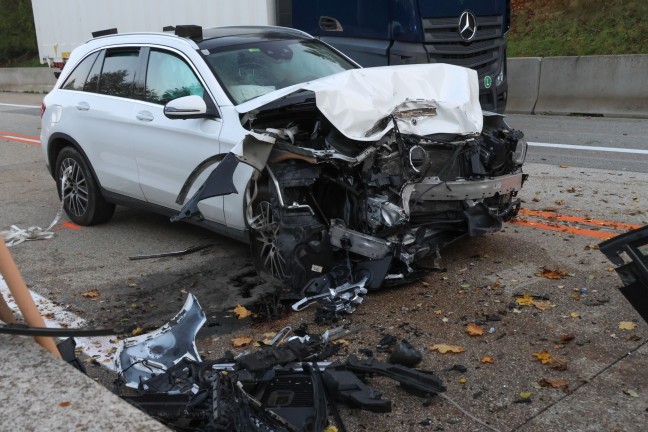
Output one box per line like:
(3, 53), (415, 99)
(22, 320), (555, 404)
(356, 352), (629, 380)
(55, 147), (115, 225)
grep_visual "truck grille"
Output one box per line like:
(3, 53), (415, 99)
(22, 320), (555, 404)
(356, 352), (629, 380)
(421, 15), (504, 80)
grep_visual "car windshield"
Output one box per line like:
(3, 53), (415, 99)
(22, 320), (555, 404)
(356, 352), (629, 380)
(202, 38), (356, 105)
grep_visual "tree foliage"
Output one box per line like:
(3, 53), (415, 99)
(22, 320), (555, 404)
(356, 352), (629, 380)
(0, 0), (38, 65)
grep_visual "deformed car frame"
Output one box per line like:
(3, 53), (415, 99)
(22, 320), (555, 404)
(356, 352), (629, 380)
(173, 63), (528, 303)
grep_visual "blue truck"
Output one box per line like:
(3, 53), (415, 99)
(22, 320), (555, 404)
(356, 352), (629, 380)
(280, 0), (510, 113)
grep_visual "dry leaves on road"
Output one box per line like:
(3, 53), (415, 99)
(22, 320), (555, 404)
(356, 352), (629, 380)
(516, 294), (555, 310)
(618, 321), (637, 330)
(532, 350), (553, 364)
(537, 267), (569, 280)
(430, 344), (465, 354)
(231, 336), (253, 347)
(538, 378), (570, 392)
(480, 356), (494, 364)
(230, 304), (253, 319)
(466, 323), (484, 336)
(81, 288), (100, 299)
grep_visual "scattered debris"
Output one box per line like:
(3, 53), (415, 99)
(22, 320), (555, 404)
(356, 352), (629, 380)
(81, 288), (100, 299)
(127, 244), (213, 260)
(388, 340), (423, 367)
(112, 295), (446, 431)
(466, 323), (484, 336)
(618, 321), (637, 330)
(230, 304), (253, 319)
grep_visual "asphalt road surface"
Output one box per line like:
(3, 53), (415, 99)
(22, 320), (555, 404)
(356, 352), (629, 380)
(2, 92), (648, 431)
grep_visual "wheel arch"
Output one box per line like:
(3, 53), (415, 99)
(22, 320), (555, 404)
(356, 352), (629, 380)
(47, 133), (103, 189)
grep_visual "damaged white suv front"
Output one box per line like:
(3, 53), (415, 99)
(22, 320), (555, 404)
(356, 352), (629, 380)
(175, 61), (528, 309)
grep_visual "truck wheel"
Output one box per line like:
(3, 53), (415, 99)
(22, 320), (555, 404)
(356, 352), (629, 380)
(56, 147), (115, 226)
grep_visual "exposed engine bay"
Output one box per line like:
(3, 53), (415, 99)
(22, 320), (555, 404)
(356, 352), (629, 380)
(173, 64), (528, 313)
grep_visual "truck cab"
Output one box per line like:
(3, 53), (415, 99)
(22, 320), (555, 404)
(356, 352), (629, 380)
(289, 0), (510, 113)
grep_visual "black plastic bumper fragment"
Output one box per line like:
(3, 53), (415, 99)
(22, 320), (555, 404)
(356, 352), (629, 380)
(171, 152), (240, 223)
(345, 355), (445, 396)
(599, 225), (648, 324)
(322, 368), (391, 413)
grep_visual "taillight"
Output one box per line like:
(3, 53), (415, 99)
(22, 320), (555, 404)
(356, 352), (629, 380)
(40, 102), (46, 118)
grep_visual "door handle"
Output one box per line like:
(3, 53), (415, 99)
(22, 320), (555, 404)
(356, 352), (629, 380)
(136, 111), (154, 122)
(75, 101), (90, 111)
(319, 16), (343, 32)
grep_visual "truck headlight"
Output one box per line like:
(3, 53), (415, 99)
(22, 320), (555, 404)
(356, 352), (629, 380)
(496, 69), (505, 87)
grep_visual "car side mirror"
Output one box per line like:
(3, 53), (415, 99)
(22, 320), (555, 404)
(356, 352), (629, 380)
(164, 95), (212, 120)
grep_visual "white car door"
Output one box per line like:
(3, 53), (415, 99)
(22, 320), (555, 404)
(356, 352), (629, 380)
(56, 48), (146, 200)
(131, 48), (225, 224)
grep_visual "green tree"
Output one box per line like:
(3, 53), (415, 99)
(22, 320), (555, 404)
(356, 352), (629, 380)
(0, 0), (38, 66)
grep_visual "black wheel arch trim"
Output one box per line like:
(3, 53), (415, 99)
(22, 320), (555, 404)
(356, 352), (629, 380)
(47, 132), (102, 186)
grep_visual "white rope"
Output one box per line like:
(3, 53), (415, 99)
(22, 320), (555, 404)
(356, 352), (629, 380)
(439, 392), (503, 432)
(2, 167), (70, 247)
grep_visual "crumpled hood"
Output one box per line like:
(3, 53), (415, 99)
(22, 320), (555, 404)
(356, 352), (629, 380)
(236, 63), (483, 141)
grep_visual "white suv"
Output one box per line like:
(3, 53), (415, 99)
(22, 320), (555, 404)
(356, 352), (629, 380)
(41, 26), (527, 297)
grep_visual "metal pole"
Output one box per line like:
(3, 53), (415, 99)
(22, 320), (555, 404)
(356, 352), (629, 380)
(0, 241), (60, 357)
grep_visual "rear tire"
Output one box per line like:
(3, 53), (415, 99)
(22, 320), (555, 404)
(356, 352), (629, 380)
(55, 147), (115, 226)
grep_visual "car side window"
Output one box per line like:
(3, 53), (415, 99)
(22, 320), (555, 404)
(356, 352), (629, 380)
(61, 51), (100, 91)
(97, 48), (140, 98)
(144, 50), (205, 105)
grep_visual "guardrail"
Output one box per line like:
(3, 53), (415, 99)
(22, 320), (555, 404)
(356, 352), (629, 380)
(2, 55), (648, 118)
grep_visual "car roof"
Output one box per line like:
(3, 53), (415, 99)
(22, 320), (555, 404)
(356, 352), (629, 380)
(87, 25), (313, 50)
(197, 26), (314, 50)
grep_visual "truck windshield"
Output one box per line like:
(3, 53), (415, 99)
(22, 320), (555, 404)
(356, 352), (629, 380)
(202, 39), (357, 104)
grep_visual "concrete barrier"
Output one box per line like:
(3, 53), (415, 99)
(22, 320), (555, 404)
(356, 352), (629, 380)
(534, 55), (648, 118)
(0, 67), (57, 93)
(506, 57), (541, 114)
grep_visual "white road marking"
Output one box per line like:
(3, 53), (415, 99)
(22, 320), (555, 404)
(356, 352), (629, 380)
(0, 276), (118, 370)
(529, 142), (648, 155)
(0, 103), (41, 109)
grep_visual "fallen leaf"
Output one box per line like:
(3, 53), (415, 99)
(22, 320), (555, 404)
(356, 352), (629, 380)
(560, 334), (575, 343)
(458, 377), (467, 384)
(431, 344), (465, 354)
(516, 294), (534, 306)
(618, 321), (637, 330)
(59, 401), (72, 407)
(230, 304), (253, 319)
(519, 392), (532, 399)
(537, 267), (568, 280)
(333, 339), (349, 346)
(570, 311), (581, 318)
(559, 164), (569, 168)
(232, 336), (253, 347)
(538, 378), (569, 389)
(131, 327), (142, 336)
(550, 355), (569, 371)
(480, 356), (494, 364)
(81, 289), (100, 299)
(532, 350), (552, 364)
(533, 300), (555, 311)
(554, 199), (565, 206)
(624, 389), (639, 398)
(433, 310), (444, 315)
(466, 323), (484, 336)
(323, 426), (339, 432)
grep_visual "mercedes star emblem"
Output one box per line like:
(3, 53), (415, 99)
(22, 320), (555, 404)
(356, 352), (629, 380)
(458, 11), (477, 41)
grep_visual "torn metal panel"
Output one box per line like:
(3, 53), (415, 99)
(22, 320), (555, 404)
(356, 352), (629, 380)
(114, 294), (206, 391)
(329, 220), (393, 260)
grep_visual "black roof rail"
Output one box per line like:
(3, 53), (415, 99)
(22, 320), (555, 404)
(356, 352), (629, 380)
(92, 28), (118, 38)
(175, 25), (202, 40)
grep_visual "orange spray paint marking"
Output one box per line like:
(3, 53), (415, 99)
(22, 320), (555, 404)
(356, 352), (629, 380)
(511, 219), (615, 240)
(53, 222), (81, 231)
(519, 209), (641, 231)
(0, 131), (40, 146)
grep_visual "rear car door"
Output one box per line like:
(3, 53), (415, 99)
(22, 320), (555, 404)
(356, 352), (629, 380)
(58, 47), (146, 199)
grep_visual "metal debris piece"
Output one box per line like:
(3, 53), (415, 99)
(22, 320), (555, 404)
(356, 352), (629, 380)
(128, 244), (212, 260)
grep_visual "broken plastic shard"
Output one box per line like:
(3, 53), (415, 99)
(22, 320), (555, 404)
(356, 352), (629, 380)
(114, 294), (206, 390)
